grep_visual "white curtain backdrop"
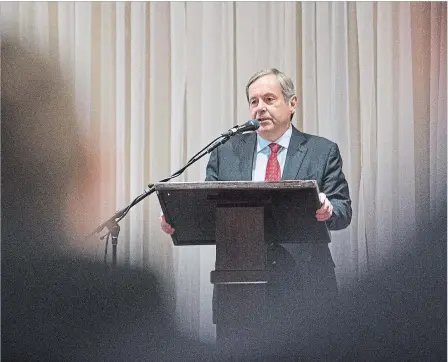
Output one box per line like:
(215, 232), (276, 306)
(1, 1), (446, 343)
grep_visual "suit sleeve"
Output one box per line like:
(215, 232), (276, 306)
(205, 147), (219, 181)
(322, 143), (352, 230)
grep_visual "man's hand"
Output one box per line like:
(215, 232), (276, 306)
(316, 192), (333, 222)
(160, 214), (175, 235)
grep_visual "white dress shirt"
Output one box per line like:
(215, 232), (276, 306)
(251, 125), (292, 181)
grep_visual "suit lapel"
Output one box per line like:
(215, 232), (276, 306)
(236, 133), (257, 181)
(282, 126), (308, 180)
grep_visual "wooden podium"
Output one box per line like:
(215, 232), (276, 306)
(155, 180), (330, 348)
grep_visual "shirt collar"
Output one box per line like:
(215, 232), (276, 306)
(256, 124), (292, 153)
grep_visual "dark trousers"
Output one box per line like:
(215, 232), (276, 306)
(213, 244), (339, 360)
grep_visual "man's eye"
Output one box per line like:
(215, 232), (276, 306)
(265, 97), (275, 103)
(250, 100), (258, 107)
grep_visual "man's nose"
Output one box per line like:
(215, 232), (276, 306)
(253, 100), (266, 118)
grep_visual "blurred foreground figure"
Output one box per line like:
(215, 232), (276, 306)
(1, 38), (212, 361)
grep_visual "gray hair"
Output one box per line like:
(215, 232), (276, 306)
(245, 68), (296, 104)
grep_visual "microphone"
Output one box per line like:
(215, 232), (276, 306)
(221, 119), (260, 137)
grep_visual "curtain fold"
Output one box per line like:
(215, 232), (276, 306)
(1, 0), (445, 342)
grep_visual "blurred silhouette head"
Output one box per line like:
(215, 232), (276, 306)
(2, 37), (99, 255)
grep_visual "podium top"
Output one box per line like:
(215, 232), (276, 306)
(155, 180), (330, 246)
(156, 180), (316, 191)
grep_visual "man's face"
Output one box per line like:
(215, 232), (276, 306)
(248, 74), (297, 142)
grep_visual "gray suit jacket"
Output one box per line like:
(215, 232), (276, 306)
(205, 125), (352, 269)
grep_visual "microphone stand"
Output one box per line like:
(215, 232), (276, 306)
(87, 133), (233, 270)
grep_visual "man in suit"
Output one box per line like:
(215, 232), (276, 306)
(161, 68), (351, 352)
(211, 68), (352, 341)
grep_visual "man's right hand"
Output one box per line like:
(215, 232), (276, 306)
(160, 214), (175, 235)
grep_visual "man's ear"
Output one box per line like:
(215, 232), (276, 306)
(289, 95), (298, 112)
(289, 96), (298, 121)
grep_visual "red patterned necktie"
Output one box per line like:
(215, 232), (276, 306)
(265, 143), (282, 181)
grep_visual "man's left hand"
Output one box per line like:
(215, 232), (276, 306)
(316, 193), (333, 222)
